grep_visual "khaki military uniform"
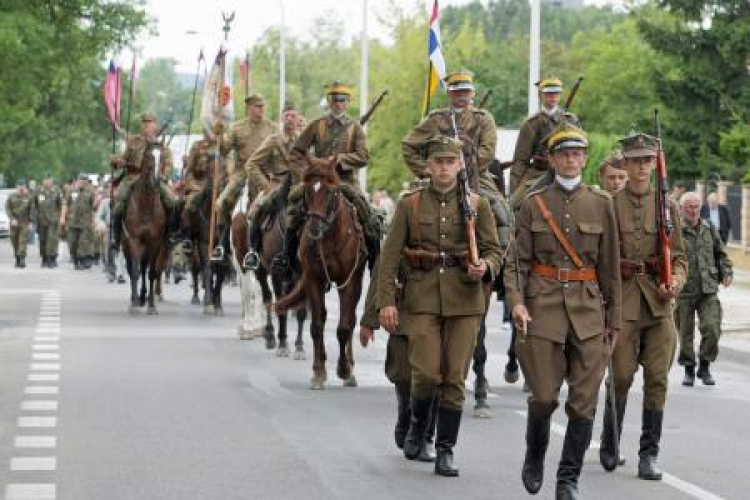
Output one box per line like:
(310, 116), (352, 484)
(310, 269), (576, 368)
(612, 186), (687, 409)
(510, 109), (579, 207)
(675, 219), (732, 367)
(378, 184), (503, 410)
(246, 131), (301, 194)
(505, 182), (621, 420)
(33, 185), (63, 260)
(6, 191), (32, 259)
(183, 138), (228, 216)
(113, 134), (175, 216)
(65, 184), (96, 261)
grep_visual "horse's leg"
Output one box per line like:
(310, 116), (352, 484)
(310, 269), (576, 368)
(201, 253), (214, 316)
(256, 267), (276, 350)
(293, 306), (307, 360)
(308, 283), (327, 390)
(272, 274), (289, 357)
(155, 274), (163, 302)
(191, 259), (201, 305)
(147, 258), (159, 315)
(336, 275), (363, 387)
(128, 247), (141, 314)
(472, 318), (492, 417)
(139, 255), (148, 307)
(212, 263), (225, 316)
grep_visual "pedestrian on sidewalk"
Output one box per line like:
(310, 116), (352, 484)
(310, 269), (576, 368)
(674, 192), (733, 386)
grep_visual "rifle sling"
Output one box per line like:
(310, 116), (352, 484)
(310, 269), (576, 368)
(533, 194), (586, 269)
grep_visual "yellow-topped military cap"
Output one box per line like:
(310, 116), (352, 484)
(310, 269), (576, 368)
(427, 135), (462, 160)
(536, 77), (563, 94)
(619, 132), (658, 158)
(445, 69), (475, 92)
(545, 123), (588, 153)
(325, 81), (352, 96)
(244, 93), (265, 105)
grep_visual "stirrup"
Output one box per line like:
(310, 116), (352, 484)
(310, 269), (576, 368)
(211, 246), (225, 262)
(242, 251), (261, 271)
(182, 240), (193, 254)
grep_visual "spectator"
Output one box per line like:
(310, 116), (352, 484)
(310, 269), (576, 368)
(700, 192), (732, 244)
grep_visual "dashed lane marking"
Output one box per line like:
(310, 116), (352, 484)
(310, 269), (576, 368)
(14, 437), (56, 449)
(4, 483), (56, 500)
(10, 458), (56, 472)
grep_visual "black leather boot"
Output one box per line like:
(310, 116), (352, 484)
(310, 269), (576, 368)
(600, 397), (627, 471)
(111, 211), (123, 252)
(556, 418), (592, 500)
(698, 360), (715, 386)
(19, 256), (26, 268)
(522, 414), (550, 494)
(403, 397), (432, 461)
(434, 407), (461, 477)
(682, 365), (695, 386)
(50, 255), (58, 268)
(419, 396), (438, 462)
(638, 408), (664, 480)
(14, 255), (21, 268)
(394, 383), (410, 450)
(41, 256), (48, 268)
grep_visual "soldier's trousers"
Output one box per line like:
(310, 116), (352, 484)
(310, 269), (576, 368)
(37, 223), (59, 258)
(217, 172), (247, 223)
(613, 301), (676, 411)
(68, 227), (93, 259)
(10, 225), (29, 257)
(403, 313), (480, 411)
(675, 294), (722, 366)
(516, 328), (607, 420)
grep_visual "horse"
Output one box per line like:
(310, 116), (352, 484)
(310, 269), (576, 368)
(232, 180), (306, 358)
(275, 157), (366, 390)
(123, 141), (168, 315)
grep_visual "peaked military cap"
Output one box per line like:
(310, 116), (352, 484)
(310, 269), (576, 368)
(244, 93), (265, 105)
(536, 77), (563, 94)
(427, 135), (462, 160)
(141, 111), (157, 122)
(545, 123), (588, 153)
(445, 69), (475, 92)
(599, 149), (625, 171)
(325, 81), (352, 96)
(619, 132), (658, 158)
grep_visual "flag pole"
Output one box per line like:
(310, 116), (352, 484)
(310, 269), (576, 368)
(423, 60), (434, 119)
(124, 54), (136, 138)
(183, 51), (204, 164)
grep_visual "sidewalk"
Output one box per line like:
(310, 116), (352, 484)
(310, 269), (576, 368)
(716, 269), (750, 363)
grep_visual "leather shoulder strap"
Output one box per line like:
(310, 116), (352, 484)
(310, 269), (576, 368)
(533, 194), (585, 269)
(407, 191), (422, 245)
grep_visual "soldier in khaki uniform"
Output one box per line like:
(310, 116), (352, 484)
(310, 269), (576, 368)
(33, 173), (63, 268)
(64, 174), (96, 269)
(600, 132), (688, 481)
(6, 180), (32, 268)
(243, 103), (303, 269)
(510, 78), (579, 209)
(505, 124), (621, 498)
(378, 136), (503, 476)
(674, 192), (732, 386)
(276, 82), (381, 274)
(110, 112), (175, 252)
(597, 149), (628, 195)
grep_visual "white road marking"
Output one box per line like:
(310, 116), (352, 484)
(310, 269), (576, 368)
(21, 401), (58, 411)
(4, 483), (56, 500)
(33, 336), (59, 342)
(17, 417), (57, 428)
(25, 387), (59, 395)
(10, 457), (56, 471)
(14, 436), (57, 449)
(29, 364), (60, 371)
(27, 374), (59, 382)
(32, 345), (59, 351)
(31, 353), (60, 361)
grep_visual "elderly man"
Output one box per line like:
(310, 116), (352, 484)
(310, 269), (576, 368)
(675, 192), (733, 386)
(700, 192), (732, 244)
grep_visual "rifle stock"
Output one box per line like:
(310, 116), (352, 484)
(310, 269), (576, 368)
(450, 111), (480, 266)
(654, 109), (673, 287)
(360, 90), (388, 126)
(563, 77), (583, 111)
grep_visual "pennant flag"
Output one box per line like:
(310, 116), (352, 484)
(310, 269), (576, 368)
(104, 60), (121, 131)
(129, 54), (139, 104)
(422, 0), (447, 117)
(200, 47), (234, 136)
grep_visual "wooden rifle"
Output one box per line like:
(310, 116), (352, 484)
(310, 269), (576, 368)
(359, 90), (389, 126)
(563, 77), (583, 111)
(450, 111), (480, 266)
(654, 109), (673, 288)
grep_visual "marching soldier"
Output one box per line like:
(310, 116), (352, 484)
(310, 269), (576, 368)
(33, 172), (63, 268)
(214, 94), (276, 256)
(275, 81), (381, 274)
(510, 78), (579, 208)
(243, 103), (303, 269)
(505, 124), (621, 498)
(378, 136), (503, 476)
(6, 180), (32, 268)
(597, 150), (628, 195)
(600, 131), (687, 481)
(64, 174), (96, 269)
(110, 112), (176, 252)
(674, 191), (733, 386)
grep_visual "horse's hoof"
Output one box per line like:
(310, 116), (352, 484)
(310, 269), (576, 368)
(473, 402), (493, 419)
(293, 350), (306, 361)
(276, 346), (290, 357)
(191, 297), (200, 305)
(504, 367), (520, 384)
(147, 307), (158, 316)
(343, 375), (357, 388)
(214, 306), (224, 317)
(310, 375), (326, 390)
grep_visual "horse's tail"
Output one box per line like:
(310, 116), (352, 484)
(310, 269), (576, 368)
(274, 273), (307, 314)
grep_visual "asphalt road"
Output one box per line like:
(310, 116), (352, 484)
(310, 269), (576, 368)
(0, 239), (748, 500)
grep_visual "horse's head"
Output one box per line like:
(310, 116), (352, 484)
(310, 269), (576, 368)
(302, 155), (341, 241)
(139, 139), (163, 188)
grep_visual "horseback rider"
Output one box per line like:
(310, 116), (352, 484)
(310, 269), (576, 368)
(180, 120), (230, 254)
(110, 112), (177, 252)
(273, 81), (382, 275)
(243, 102), (303, 270)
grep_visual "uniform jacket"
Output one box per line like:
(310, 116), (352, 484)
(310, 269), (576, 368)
(6, 192), (32, 224)
(378, 184), (503, 317)
(613, 185), (688, 320)
(245, 131), (300, 193)
(33, 186), (63, 225)
(184, 139), (226, 192)
(700, 204), (732, 244)
(402, 106), (497, 192)
(504, 181), (621, 342)
(679, 220), (732, 297)
(119, 134), (174, 179)
(222, 117), (277, 170)
(65, 185), (95, 228)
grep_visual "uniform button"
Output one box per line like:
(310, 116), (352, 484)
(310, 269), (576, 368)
(441, 202), (446, 207)
(562, 283), (569, 289)
(565, 228), (570, 233)
(441, 217), (446, 222)
(439, 268), (445, 274)
(564, 213), (571, 218)
(441, 234), (446, 239)
(563, 256), (569, 261)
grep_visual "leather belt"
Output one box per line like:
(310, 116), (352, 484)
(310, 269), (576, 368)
(532, 263), (597, 282)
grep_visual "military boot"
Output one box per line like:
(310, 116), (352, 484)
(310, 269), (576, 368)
(394, 383), (410, 450)
(50, 255), (58, 268)
(403, 397), (432, 461)
(638, 408), (664, 480)
(682, 365), (695, 386)
(14, 255), (20, 268)
(600, 397), (627, 471)
(556, 418), (592, 500)
(434, 407), (462, 477)
(522, 414), (551, 494)
(273, 225), (300, 277)
(111, 211), (124, 252)
(419, 396), (438, 462)
(19, 256), (26, 268)
(698, 360), (715, 386)
(41, 256), (48, 268)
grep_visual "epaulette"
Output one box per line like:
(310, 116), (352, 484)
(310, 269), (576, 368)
(399, 187), (425, 200)
(586, 185), (612, 200)
(525, 182), (551, 199)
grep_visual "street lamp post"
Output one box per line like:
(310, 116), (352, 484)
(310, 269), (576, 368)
(359, 0), (369, 191)
(528, 0), (541, 115)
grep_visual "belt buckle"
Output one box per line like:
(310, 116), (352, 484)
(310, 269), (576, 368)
(557, 268), (571, 283)
(440, 252), (449, 268)
(635, 263), (646, 275)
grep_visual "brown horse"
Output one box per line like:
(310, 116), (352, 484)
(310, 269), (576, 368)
(275, 158), (366, 389)
(123, 141), (168, 315)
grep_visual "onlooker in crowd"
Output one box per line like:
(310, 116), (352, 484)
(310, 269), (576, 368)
(700, 192), (732, 244)
(670, 180), (687, 204)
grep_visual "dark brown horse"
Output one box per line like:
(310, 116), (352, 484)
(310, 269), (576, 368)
(123, 141), (168, 315)
(275, 158), (366, 390)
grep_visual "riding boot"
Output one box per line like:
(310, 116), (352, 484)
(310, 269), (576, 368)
(434, 407), (462, 477)
(522, 413), (551, 494)
(403, 397), (433, 461)
(41, 256), (48, 268)
(638, 408), (664, 480)
(394, 383), (411, 450)
(600, 397), (627, 471)
(50, 255), (58, 268)
(698, 359), (715, 385)
(419, 395), (438, 462)
(273, 227), (300, 277)
(556, 418), (592, 500)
